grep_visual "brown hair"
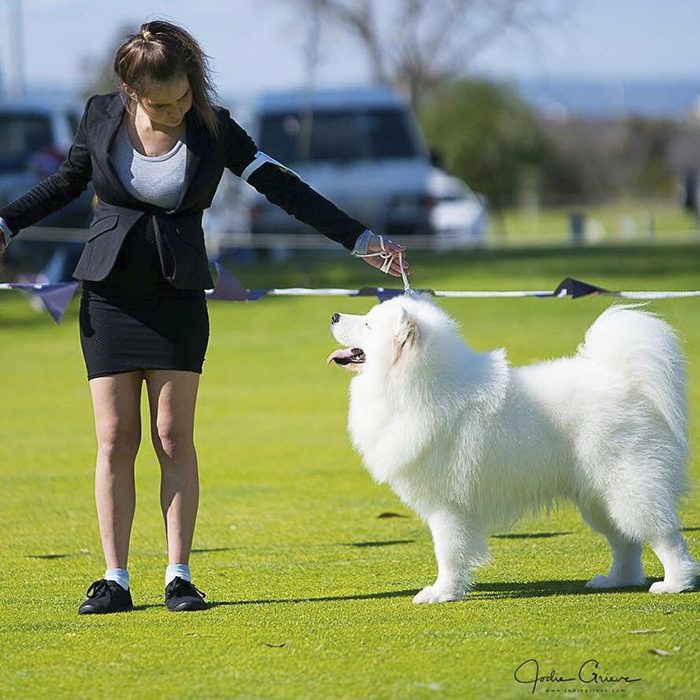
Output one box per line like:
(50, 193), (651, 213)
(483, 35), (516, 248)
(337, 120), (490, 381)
(114, 20), (219, 137)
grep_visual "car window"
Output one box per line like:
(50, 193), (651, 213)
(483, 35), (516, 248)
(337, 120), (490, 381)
(259, 108), (421, 164)
(0, 112), (53, 173)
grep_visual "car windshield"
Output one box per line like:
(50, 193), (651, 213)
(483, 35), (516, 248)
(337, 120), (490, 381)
(259, 108), (422, 164)
(0, 112), (53, 173)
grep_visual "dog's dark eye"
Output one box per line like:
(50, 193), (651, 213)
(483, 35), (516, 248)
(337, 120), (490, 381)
(365, 323), (371, 329)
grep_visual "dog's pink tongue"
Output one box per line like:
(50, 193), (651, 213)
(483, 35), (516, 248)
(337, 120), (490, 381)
(326, 348), (356, 364)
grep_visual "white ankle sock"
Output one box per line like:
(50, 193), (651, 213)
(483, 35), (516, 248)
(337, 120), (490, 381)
(104, 568), (129, 590)
(166, 564), (191, 585)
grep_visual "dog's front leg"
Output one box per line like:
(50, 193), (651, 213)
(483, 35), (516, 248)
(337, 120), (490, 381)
(413, 508), (485, 604)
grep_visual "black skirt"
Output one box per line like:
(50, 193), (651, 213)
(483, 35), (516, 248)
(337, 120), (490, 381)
(79, 289), (209, 380)
(78, 221), (209, 380)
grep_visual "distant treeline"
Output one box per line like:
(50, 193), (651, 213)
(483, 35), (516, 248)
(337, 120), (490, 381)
(419, 78), (700, 209)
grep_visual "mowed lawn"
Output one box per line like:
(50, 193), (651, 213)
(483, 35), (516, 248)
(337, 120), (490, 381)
(1, 244), (699, 699)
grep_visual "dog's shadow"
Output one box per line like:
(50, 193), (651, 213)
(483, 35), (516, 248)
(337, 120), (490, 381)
(469, 579), (647, 600)
(206, 578), (645, 608)
(491, 531), (573, 540)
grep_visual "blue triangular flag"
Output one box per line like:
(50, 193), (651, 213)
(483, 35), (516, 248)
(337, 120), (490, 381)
(10, 281), (79, 323)
(210, 263), (249, 300)
(553, 277), (609, 299)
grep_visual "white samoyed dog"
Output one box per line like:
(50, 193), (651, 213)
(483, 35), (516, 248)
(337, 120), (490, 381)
(328, 295), (697, 603)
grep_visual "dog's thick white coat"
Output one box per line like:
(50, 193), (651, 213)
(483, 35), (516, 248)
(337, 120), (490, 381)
(330, 297), (697, 603)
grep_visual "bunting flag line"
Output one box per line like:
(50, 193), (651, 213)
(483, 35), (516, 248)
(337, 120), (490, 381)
(0, 281), (80, 323)
(1, 266), (699, 324)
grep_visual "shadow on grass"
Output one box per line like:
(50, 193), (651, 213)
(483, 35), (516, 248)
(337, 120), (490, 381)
(491, 532), (572, 539)
(128, 577), (661, 610)
(199, 579), (639, 608)
(346, 539), (415, 548)
(206, 589), (419, 608)
(470, 579), (636, 599)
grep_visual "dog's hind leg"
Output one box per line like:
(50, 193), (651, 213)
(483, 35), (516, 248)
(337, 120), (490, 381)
(648, 530), (698, 593)
(589, 473), (696, 593)
(413, 507), (486, 604)
(581, 501), (646, 589)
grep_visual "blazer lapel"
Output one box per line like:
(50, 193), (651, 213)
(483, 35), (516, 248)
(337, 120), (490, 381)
(93, 93), (133, 200)
(168, 108), (207, 212)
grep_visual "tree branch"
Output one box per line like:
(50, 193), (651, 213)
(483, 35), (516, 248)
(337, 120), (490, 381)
(282, 0), (572, 106)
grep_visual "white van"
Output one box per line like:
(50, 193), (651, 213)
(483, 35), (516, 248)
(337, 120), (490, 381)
(246, 86), (435, 238)
(205, 86), (488, 253)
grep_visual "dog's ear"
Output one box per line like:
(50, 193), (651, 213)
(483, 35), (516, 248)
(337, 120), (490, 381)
(393, 306), (419, 364)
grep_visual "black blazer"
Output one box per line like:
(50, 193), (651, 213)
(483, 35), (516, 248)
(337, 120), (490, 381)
(0, 91), (367, 289)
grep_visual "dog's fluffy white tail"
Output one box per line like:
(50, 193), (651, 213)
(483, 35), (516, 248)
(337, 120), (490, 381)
(579, 306), (687, 444)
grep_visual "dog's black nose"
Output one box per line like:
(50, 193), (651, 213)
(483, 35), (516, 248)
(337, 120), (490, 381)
(331, 313), (340, 324)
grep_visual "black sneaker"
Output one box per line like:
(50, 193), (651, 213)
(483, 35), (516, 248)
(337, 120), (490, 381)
(165, 576), (208, 611)
(78, 579), (133, 615)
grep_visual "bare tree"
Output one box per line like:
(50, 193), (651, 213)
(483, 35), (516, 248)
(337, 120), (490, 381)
(283, 0), (569, 108)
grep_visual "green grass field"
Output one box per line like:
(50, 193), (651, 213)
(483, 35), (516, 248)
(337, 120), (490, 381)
(498, 201), (698, 244)
(2, 245), (699, 699)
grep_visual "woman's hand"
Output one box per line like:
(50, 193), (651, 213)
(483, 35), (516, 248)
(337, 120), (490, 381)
(356, 234), (409, 278)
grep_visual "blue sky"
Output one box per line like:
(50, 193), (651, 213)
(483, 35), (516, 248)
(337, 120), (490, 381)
(1, 0), (698, 97)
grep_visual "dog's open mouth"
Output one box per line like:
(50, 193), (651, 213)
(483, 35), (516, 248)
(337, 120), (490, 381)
(326, 347), (366, 370)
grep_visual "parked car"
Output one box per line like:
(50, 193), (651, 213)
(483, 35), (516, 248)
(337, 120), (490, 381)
(427, 168), (489, 248)
(205, 86), (487, 253)
(0, 95), (94, 271)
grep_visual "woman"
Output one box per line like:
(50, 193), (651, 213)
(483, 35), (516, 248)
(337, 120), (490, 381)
(0, 20), (408, 614)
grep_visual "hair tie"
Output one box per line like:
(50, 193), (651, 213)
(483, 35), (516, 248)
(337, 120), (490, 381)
(141, 29), (152, 40)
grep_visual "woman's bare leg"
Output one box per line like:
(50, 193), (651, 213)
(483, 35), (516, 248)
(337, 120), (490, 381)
(89, 371), (143, 570)
(145, 369), (200, 565)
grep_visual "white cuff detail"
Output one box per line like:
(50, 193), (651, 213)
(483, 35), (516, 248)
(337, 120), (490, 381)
(241, 151), (299, 182)
(351, 229), (375, 256)
(0, 217), (12, 248)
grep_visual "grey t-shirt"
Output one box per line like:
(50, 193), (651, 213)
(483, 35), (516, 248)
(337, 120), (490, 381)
(111, 120), (187, 210)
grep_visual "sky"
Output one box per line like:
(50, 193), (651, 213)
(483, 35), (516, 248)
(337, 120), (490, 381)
(0, 0), (698, 99)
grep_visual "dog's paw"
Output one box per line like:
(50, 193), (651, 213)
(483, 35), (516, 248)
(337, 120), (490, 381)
(585, 574), (645, 590)
(412, 585), (465, 604)
(649, 580), (694, 594)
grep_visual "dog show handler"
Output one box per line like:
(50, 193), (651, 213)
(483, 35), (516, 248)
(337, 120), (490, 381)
(0, 19), (409, 614)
